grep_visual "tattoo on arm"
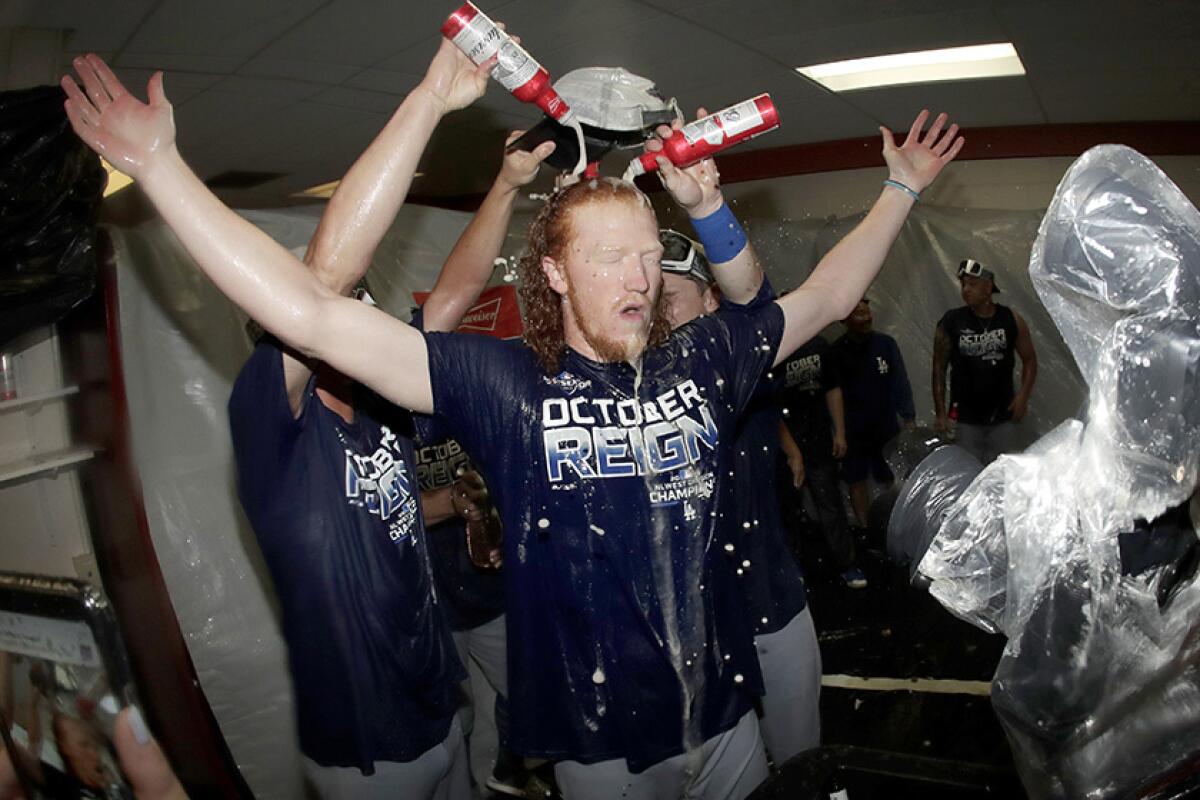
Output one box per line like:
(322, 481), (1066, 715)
(932, 324), (950, 415)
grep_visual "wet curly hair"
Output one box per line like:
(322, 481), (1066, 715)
(518, 178), (672, 374)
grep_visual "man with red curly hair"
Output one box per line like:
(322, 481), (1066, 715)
(63, 40), (961, 798)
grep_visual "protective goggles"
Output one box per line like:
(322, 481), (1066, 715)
(659, 230), (714, 285)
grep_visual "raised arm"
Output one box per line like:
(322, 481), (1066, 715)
(1008, 311), (1038, 422)
(422, 132), (555, 331)
(649, 109), (763, 304)
(932, 322), (952, 432)
(62, 45), (490, 414)
(774, 111), (963, 366)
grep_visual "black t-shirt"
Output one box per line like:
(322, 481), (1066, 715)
(938, 305), (1019, 425)
(776, 336), (839, 458)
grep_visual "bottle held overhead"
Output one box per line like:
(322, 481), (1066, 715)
(441, 2), (574, 123)
(625, 94), (779, 179)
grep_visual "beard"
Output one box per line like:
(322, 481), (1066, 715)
(567, 283), (650, 364)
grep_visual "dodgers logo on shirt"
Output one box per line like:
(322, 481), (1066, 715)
(959, 329), (1008, 363)
(343, 425), (419, 541)
(540, 378), (719, 495)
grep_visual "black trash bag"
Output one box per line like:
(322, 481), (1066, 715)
(0, 84), (107, 348)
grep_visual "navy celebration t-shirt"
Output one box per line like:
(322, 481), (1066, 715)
(938, 305), (1019, 425)
(413, 421), (507, 631)
(719, 294), (808, 638)
(831, 331), (915, 443)
(424, 299), (785, 772)
(228, 341), (464, 771)
(776, 336), (839, 457)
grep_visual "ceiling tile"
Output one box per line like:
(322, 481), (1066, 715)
(123, 0), (326, 64)
(254, 0), (451, 69)
(0, 0), (158, 53)
(238, 57), (361, 85)
(840, 78), (1047, 131)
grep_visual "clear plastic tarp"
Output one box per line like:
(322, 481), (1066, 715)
(909, 146), (1200, 798)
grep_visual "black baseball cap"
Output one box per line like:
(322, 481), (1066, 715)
(958, 259), (1000, 292)
(660, 230), (714, 286)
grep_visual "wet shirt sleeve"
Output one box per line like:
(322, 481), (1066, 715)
(694, 297), (786, 420)
(423, 331), (525, 472)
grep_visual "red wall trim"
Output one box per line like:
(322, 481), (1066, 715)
(408, 121), (1200, 211)
(708, 120), (1200, 186)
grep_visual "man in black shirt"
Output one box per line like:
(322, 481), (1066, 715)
(932, 259), (1037, 465)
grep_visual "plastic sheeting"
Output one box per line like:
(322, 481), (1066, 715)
(732, 204), (1087, 440)
(911, 146), (1200, 799)
(109, 203), (479, 798)
(886, 442), (981, 580)
(0, 85), (106, 348)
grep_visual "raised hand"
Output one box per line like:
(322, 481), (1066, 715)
(648, 107), (723, 217)
(497, 129), (556, 190)
(61, 55), (176, 180)
(880, 110), (964, 194)
(417, 36), (494, 114)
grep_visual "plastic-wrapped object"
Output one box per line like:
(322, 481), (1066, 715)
(914, 145), (1200, 798)
(0, 85), (106, 348)
(886, 444), (981, 581)
(508, 67), (679, 171)
(882, 425), (956, 484)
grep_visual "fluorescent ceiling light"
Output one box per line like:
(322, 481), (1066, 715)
(101, 159), (133, 197)
(797, 43), (1025, 92)
(292, 174), (425, 200)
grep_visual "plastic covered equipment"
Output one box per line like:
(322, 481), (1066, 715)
(0, 85), (106, 348)
(509, 67), (680, 171)
(886, 441), (982, 582)
(896, 145), (1200, 799)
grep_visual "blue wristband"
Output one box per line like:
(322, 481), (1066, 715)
(691, 202), (748, 264)
(883, 178), (920, 202)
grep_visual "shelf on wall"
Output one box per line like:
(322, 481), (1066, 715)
(0, 446), (97, 486)
(0, 386), (80, 415)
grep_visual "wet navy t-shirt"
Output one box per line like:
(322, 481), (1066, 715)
(410, 310), (507, 632)
(413, 417), (507, 631)
(720, 294), (808, 637)
(228, 341), (464, 771)
(424, 297), (785, 772)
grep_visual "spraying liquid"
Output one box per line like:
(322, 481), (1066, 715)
(568, 118), (588, 179)
(633, 356), (710, 762)
(442, 2), (574, 124)
(624, 94), (779, 179)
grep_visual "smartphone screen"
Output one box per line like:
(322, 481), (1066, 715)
(0, 577), (134, 800)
